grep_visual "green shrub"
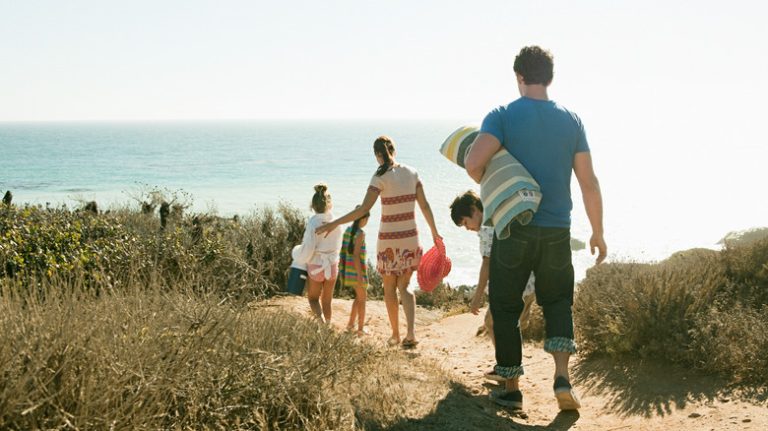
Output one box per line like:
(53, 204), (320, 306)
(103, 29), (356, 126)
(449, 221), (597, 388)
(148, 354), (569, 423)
(575, 254), (725, 360)
(0, 201), (306, 299)
(574, 243), (768, 384)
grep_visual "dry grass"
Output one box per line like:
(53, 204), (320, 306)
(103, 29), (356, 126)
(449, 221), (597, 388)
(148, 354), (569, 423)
(574, 240), (768, 383)
(0, 276), (451, 430)
(0, 199), (455, 429)
(4, 197), (766, 427)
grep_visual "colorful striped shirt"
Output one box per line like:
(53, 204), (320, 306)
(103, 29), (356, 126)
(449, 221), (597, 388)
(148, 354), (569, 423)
(339, 226), (368, 289)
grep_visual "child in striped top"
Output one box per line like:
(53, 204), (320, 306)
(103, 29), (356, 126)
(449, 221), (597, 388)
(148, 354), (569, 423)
(339, 208), (370, 336)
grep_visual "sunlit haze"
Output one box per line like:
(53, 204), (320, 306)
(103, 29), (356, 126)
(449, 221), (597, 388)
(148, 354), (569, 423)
(2, 0), (767, 273)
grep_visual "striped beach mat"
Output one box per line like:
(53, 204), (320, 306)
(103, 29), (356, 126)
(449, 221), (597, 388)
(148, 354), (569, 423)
(439, 126), (542, 239)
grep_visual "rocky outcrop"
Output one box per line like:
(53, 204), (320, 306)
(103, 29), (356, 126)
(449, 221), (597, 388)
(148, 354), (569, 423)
(717, 227), (768, 247)
(570, 237), (586, 251)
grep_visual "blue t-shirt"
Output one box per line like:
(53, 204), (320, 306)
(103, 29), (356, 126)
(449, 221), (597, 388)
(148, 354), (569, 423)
(481, 97), (589, 228)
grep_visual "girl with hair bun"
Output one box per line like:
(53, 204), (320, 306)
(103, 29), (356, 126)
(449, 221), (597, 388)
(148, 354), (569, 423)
(317, 136), (441, 348)
(292, 183), (343, 323)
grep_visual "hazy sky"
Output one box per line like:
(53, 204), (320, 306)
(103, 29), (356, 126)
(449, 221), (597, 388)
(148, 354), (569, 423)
(2, 0), (767, 263)
(2, 0), (766, 122)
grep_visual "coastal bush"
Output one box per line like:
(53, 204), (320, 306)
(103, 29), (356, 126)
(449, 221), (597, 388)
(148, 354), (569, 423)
(0, 197), (459, 429)
(721, 237), (768, 304)
(415, 283), (471, 313)
(521, 302), (546, 342)
(574, 242), (768, 383)
(0, 277), (450, 430)
(0, 197), (476, 313)
(689, 303), (768, 382)
(0, 200), (305, 298)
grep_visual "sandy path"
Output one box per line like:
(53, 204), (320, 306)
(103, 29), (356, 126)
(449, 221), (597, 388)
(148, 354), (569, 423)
(272, 296), (767, 430)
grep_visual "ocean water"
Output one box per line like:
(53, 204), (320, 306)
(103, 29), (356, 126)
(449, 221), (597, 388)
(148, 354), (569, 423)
(1, 120), (766, 286)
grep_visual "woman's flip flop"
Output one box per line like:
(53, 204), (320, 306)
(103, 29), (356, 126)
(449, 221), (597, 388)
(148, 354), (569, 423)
(401, 339), (419, 349)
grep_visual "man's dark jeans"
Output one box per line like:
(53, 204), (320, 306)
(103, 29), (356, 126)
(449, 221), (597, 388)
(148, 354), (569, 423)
(489, 224), (576, 379)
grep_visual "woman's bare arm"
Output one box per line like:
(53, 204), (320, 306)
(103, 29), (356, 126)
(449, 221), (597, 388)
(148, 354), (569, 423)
(316, 189), (378, 236)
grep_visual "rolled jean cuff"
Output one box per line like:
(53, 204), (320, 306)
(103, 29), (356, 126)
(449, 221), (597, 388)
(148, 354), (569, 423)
(494, 364), (524, 379)
(544, 337), (577, 354)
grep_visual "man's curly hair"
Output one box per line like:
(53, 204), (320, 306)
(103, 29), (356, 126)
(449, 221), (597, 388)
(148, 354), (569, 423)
(513, 46), (554, 86)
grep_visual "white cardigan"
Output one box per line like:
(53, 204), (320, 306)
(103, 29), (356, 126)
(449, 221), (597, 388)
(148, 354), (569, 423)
(291, 212), (343, 278)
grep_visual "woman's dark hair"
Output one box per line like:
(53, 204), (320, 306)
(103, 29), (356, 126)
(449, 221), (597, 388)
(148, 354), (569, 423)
(450, 190), (483, 226)
(373, 135), (396, 177)
(513, 45), (554, 86)
(347, 207), (370, 255)
(311, 183), (331, 213)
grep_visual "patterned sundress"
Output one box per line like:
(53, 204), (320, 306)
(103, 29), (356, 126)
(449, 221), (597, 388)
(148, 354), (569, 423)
(368, 164), (423, 276)
(339, 226), (368, 289)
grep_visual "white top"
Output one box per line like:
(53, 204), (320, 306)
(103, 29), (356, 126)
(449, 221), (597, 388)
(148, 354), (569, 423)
(478, 226), (494, 258)
(291, 212), (343, 275)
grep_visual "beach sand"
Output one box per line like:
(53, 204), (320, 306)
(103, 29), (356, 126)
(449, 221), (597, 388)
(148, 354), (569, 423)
(270, 295), (767, 430)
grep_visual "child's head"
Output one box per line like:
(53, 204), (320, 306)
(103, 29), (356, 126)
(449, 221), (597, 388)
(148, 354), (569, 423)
(347, 205), (370, 254)
(450, 190), (483, 232)
(373, 135), (396, 177)
(354, 205), (370, 228)
(311, 183), (332, 213)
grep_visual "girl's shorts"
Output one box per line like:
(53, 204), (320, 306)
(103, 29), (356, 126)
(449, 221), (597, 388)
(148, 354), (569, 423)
(307, 263), (339, 283)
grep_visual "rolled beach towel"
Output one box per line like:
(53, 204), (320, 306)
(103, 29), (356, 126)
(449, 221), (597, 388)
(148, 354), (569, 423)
(440, 126), (542, 240)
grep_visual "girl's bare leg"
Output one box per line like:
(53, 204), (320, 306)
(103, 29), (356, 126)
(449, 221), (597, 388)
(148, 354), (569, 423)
(347, 299), (358, 331)
(355, 286), (367, 333)
(306, 279), (324, 321)
(321, 277), (335, 323)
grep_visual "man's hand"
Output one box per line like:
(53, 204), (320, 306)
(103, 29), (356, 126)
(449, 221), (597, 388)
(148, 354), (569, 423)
(590, 233), (607, 265)
(470, 291), (484, 315)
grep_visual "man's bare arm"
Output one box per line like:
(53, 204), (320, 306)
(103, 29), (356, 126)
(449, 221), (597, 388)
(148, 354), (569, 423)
(573, 152), (607, 264)
(465, 133), (501, 184)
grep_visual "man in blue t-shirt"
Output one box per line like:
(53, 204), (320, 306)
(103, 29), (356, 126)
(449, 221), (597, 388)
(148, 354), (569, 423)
(465, 46), (607, 412)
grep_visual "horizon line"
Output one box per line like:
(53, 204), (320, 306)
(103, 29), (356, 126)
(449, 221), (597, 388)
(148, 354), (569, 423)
(0, 116), (475, 124)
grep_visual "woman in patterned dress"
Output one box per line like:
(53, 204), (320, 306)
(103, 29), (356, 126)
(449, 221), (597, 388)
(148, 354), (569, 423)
(317, 136), (441, 348)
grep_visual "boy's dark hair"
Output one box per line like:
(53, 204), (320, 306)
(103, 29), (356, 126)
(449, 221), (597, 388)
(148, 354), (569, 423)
(513, 45), (554, 86)
(450, 190), (482, 226)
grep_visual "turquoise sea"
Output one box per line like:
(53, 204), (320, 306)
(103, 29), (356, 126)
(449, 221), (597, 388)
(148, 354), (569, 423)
(2, 120), (765, 286)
